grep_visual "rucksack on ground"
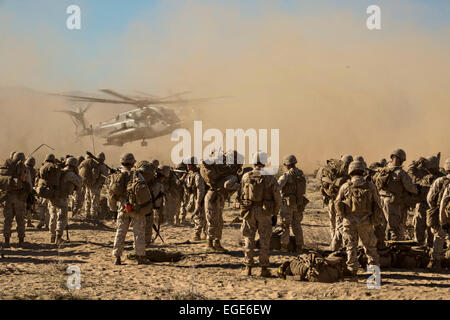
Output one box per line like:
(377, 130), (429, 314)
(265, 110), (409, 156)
(79, 158), (101, 187)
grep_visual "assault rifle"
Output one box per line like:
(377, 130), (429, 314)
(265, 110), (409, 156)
(86, 151), (117, 174)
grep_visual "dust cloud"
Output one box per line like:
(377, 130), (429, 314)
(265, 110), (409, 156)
(1, 1), (449, 172)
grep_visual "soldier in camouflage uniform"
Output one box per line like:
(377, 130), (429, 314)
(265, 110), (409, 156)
(184, 157), (207, 241)
(111, 153), (150, 265)
(205, 151), (242, 252)
(2, 152), (30, 247)
(426, 158), (450, 271)
(240, 152), (281, 277)
(277, 155), (307, 252)
(160, 165), (183, 225)
(319, 154), (353, 251)
(174, 162), (188, 224)
(48, 157), (82, 245)
(376, 149), (418, 241)
(411, 155), (444, 247)
(72, 156), (86, 218)
(335, 160), (381, 278)
(83, 152), (109, 221)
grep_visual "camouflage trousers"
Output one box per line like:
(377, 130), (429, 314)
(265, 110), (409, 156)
(241, 206), (272, 267)
(72, 187), (85, 217)
(163, 194), (181, 225)
(381, 196), (407, 241)
(112, 211), (146, 258)
(84, 186), (101, 219)
(3, 193), (26, 239)
(413, 202), (433, 246)
(49, 199), (68, 238)
(193, 207), (206, 237)
(430, 226), (447, 260)
(343, 220), (379, 271)
(176, 199), (188, 223)
(205, 191), (225, 241)
(280, 202), (303, 247)
(39, 199), (50, 226)
(328, 201), (344, 251)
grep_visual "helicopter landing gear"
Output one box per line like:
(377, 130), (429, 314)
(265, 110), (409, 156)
(141, 140), (148, 147)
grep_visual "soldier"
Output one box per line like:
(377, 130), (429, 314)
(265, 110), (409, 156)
(25, 157), (37, 228)
(151, 159), (160, 168)
(375, 149), (418, 241)
(72, 155), (86, 218)
(204, 151), (242, 252)
(184, 157), (207, 241)
(426, 158), (450, 271)
(135, 160), (159, 248)
(240, 152), (281, 277)
(319, 154), (353, 251)
(111, 153), (150, 265)
(2, 152), (29, 247)
(335, 160), (381, 279)
(175, 162), (188, 225)
(160, 165), (183, 225)
(36, 198), (50, 230)
(412, 155), (444, 247)
(277, 155), (307, 252)
(81, 152), (109, 221)
(48, 157), (82, 245)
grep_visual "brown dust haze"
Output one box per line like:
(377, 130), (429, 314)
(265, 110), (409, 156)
(0, 2), (449, 172)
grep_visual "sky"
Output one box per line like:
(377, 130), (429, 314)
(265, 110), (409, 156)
(0, 0), (449, 90)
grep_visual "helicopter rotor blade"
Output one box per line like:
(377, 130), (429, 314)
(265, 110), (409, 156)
(100, 89), (137, 102)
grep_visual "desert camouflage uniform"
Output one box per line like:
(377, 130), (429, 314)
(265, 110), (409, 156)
(112, 168), (146, 258)
(336, 175), (381, 272)
(379, 163), (418, 241)
(427, 175), (450, 261)
(25, 162), (37, 226)
(49, 167), (82, 240)
(162, 171), (183, 224)
(2, 156), (30, 243)
(72, 186), (85, 217)
(206, 175), (240, 242)
(84, 163), (108, 220)
(278, 167), (307, 248)
(241, 168), (281, 268)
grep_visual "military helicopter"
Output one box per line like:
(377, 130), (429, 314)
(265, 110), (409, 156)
(52, 89), (226, 147)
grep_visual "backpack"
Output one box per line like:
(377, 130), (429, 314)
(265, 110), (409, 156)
(36, 162), (62, 199)
(242, 171), (265, 203)
(79, 158), (100, 187)
(344, 181), (373, 214)
(108, 170), (131, 202)
(199, 161), (236, 190)
(278, 251), (345, 283)
(0, 159), (27, 180)
(373, 166), (396, 192)
(320, 159), (346, 198)
(126, 171), (153, 217)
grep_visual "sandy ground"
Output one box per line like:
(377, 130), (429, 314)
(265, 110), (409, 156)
(0, 177), (449, 300)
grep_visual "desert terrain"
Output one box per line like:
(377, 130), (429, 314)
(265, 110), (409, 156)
(0, 176), (448, 300)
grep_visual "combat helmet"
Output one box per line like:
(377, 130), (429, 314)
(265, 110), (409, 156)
(348, 160), (367, 175)
(390, 149), (406, 162)
(283, 155), (297, 166)
(426, 154), (440, 170)
(25, 157), (36, 168)
(13, 152), (26, 163)
(65, 157), (78, 168)
(159, 165), (171, 178)
(444, 158), (450, 172)
(97, 152), (106, 163)
(120, 153), (136, 166)
(45, 154), (56, 163)
(136, 160), (155, 175)
(251, 152), (268, 167)
(341, 154), (353, 165)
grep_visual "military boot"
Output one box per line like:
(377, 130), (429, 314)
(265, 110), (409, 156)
(3, 237), (10, 248)
(206, 239), (215, 250)
(213, 240), (227, 252)
(37, 222), (44, 229)
(427, 259), (442, 272)
(192, 234), (201, 241)
(27, 219), (34, 228)
(260, 267), (272, 278)
(242, 266), (252, 276)
(50, 235), (56, 244)
(114, 256), (122, 265)
(18, 237), (25, 247)
(137, 256), (151, 265)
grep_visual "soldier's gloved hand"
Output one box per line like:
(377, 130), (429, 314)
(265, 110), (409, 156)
(271, 215), (278, 227)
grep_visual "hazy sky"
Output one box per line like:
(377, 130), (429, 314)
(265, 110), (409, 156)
(1, 0), (449, 90)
